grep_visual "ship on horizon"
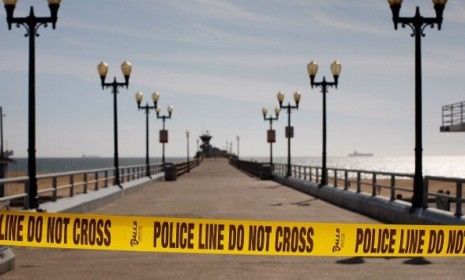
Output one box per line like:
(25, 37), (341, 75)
(81, 154), (101, 158)
(348, 150), (374, 157)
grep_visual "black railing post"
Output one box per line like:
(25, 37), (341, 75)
(456, 181), (462, 217)
(344, 170), (349, 190)
(70, 175), (74, 197)
(95, 172), (99, 191)
(83, 173), (88, 194)
(372, 173), (377, 196)
(52, 177), (57, 202)
(390, 175), (395, 201)
(334, 169), (337, 187)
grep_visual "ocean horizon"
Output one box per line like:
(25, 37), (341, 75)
(5, 155), (465, 178)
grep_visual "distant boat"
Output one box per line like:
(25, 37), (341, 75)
(81, 154), (100, 158)
(348, 150), (374, 157)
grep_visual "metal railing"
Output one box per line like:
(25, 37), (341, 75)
(175, 158), (202, 177)
(274, 163), (464, 217)
(442, 101), (465, 128)
(0, 163), (163, 209)
(230, 158), (272, 179)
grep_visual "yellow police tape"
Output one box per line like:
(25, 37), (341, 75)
(1, 210), (465, 257)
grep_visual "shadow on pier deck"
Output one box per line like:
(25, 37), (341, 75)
(3, 158), (465, 279)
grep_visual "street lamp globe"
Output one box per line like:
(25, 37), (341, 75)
(388, 0), (402, 27)
(168, 105), (174, 115)
(307, 61), (318, 85)
(293, 91), (301, 106)
(433, 0), (448, 28)
(97, 61), (109, 87)
(152, 91), (160, 103)
(274, 107), (281, 117)
(2, 0), (16, 18)
(262, 107), (268, 118)
(135, 91), (143, 105)
(156, 106), (161, 114)
(121, 60), (132, 84)
(331, 60), (342, 85)
(331, 60), (342, 76)
(277, 91), (285, 106)
(97, 61), (108, 78)
(48, 0), (62, 24)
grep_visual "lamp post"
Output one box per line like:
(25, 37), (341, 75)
(262, 107), (280, 168)
(307, 60), (342, 186)
(277, 91), (301, 177)
(156, 105), (173, 167)
(186, 130), (190, 172)
(0, 107), (5, 158)
(3, 0), (62, 209)
(236, 135), (240, 158)
(135, 91), (159, 177)
(97, 60), (132, 188)
(388, 0), (448, 209)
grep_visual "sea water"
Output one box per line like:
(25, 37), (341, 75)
(249, 156), (465, 178)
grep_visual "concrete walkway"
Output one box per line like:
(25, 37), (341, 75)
(3, 158), (465, 279)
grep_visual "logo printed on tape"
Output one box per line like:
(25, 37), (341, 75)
(332, 228), (345, 252)
(130, 221), (142, 247)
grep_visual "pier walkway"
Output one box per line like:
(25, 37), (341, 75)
(4, 158), (465, 279)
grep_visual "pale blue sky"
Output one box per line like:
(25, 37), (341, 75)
(1, 0), (465, 158)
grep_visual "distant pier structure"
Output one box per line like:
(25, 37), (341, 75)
(440, 101), (465, 132)
(198, 131), (228, 158)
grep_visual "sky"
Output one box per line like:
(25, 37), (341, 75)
(1, 0), (465, 158)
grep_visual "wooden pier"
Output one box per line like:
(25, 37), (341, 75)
(3, 158), (465, 279)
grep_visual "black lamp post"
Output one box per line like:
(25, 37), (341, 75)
(3, 0), (62, 209)
(135, 91), (159, 177)
(388, 0), (448, 209)
(97, 61), (132, 188)
(186, 130), (190, 172)
(307, 60), (342, 186)
(0, 107), (5, 159)
(236, 135), (240, 158)
(156, 105), (173, 166)
(277, 91), (301, 177)
(262, 107), (280, 168)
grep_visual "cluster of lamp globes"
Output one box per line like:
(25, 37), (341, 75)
(96, 61), (174, 115)
(97, 61), (132, 87)
(3, 0), (62, 29)
(263, 60), (342, 116)
(135, 91), (174, 116)
(387, 0), (448, 29)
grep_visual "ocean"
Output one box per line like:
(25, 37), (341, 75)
(5, 156), (465, 178)
(248, 156), (465, 178)
(6, 157), (184, 174)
